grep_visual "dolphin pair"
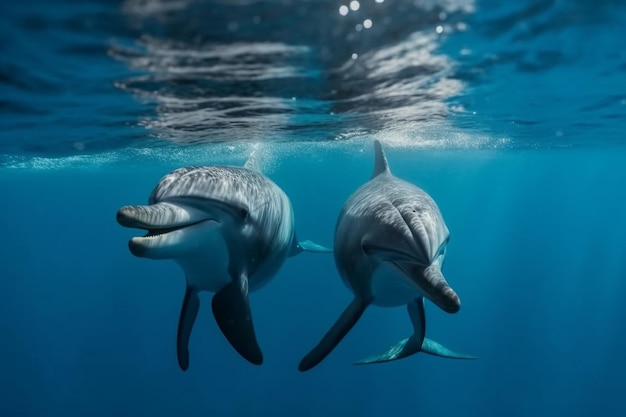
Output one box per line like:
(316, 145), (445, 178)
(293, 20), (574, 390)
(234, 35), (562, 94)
(117, 154), (331, 370)
(117, 141), (474, 371)
(298, 140), (476, 371)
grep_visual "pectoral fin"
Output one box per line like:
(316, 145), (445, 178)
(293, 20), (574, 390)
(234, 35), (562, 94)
(211, 275), (263, 365)
(298, 240), (333, 253)
(177, 286), (200, 371)
(299, 297), (368, 372)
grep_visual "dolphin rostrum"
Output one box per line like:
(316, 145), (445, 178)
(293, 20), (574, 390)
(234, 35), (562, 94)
(117, 154), (331, 371)
(299, 140), (475, 371)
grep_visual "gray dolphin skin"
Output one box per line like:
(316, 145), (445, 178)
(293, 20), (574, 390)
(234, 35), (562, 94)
(299, 140), (476, 371)
(117, 155), (331, 371)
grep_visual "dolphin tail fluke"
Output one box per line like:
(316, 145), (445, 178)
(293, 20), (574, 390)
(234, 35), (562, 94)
(355, 297), (425, 365)
(354, 337), (477, 365)
(299, 297), (368, 372)
(355, 297), (476, 365)
(413, 293), (476, 359)
(409, 296), (475, 359)
(421, 338), (478, 360)
(211, 274), (263, 365)
(177, 286), (200, 371)
(355, 336), (420, 365)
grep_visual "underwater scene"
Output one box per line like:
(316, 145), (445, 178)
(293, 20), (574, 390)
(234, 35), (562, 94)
(1, 0), (625, 416)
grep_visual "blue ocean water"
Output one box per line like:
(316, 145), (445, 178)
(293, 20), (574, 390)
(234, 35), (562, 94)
(1, 0), (625, 416)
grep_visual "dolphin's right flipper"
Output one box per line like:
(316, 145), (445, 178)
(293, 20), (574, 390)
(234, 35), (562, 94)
(211, 274), (263, 365)
(177, 286), (200, 371)
(299, 297), (368, 372)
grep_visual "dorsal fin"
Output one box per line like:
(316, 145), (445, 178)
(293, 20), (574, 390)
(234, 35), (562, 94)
(371, 140), (390, 178)
(243, 150), (262, 172)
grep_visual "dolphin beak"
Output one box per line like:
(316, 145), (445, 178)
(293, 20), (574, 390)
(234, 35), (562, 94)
(392, 260), (460, 314)
(117, 202), (208, 230)
(421, 263), (461, 313)
(117, 202), (219, 259)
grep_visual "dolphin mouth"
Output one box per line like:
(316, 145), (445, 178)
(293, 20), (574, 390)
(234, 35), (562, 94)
(117, 202), (221, 258)
(388, 259), (461, 314)
(139, 220), (211, 238)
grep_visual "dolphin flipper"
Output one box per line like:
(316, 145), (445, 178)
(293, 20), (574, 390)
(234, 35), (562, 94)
(355, 297), (476, 364)
(299, 297), (369, 372)
(211, 274), (263, 365)
(177, 286), (200, 371)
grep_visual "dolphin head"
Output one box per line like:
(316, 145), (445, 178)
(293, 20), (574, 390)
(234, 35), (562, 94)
(116, 166), (255, 260)
(117, 198), (249, 259)
(360, 198), (460, 313)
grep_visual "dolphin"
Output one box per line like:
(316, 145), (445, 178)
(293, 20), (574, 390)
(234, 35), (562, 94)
(117, 154), (331, 371)
(299, 140), (475, 371)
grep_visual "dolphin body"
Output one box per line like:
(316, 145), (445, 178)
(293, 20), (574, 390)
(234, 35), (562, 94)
(117, 155), (331, 371)
(299, 140), (475, 371)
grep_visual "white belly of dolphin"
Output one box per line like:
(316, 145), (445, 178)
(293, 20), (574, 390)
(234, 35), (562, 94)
(175, 223), (232, 293)
(370, 262), (423, 307)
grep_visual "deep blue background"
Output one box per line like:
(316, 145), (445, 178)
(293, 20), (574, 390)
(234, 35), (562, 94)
(2, 146), (625, 416)
(1, 0), (626, 416)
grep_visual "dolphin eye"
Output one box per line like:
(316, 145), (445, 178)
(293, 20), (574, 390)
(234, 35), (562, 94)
(361, 243), (370, 254)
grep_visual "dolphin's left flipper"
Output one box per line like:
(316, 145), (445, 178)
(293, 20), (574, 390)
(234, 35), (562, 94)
(211, 274), (263, 365)
(355, 298), (477, 365)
